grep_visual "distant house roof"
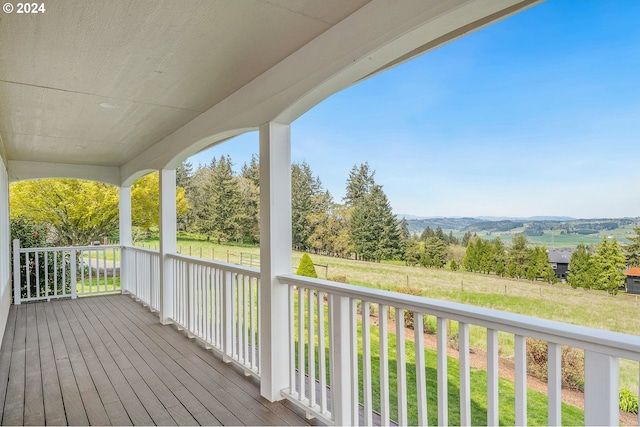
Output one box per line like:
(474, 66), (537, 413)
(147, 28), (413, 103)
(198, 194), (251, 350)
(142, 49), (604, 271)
(548, 250), (574, 264)
(625, 267), (640, 277)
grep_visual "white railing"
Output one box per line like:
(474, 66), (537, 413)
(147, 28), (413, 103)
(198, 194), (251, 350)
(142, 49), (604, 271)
(121, 245), (160, 311)
(13, 241), (640, 425)
(169, 253), (261, 377)
(278, 273), (640, 426)
(12, 239), (121, 304)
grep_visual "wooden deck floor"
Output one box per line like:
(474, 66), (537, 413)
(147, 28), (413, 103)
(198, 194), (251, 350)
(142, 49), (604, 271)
(0, 295), (314, 426)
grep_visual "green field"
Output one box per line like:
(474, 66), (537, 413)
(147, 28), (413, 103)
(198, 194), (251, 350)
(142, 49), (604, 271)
(459, 222), (637, 248)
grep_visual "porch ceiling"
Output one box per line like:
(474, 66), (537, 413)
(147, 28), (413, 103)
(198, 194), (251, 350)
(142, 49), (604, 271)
(0, 0), (539, 185)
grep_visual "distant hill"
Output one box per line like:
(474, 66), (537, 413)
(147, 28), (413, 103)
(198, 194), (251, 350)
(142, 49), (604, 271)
(402, 217), (482, 234)
(475, 216), (575, 222)
(402, 216), (638, 237)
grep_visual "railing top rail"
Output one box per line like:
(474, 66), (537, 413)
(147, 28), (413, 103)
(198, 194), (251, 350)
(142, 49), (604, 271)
(278, 273), (640, 360)
(122, 245), (160, 255)
(18, 244), (121, 253)
(168, 252), (260, 277)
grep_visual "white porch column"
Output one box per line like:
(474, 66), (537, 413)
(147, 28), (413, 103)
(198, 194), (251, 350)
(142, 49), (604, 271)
(119, 186), (132, 294)
(259, 122), (292, 401)
(159, 169), (176, 325)
(119, 186), (132, 247)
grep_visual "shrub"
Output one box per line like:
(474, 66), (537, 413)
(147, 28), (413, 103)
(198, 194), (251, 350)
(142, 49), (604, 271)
(448, 332), (459, 351)
(620, 389), (639, 414)
(328, 275), (348, 283)
(396, 286), (424, 330)
(11, 216), (48, 248)
(11, 216), (73, 299)
(296, 253), (318, 278)
(526, 338), (584, 391)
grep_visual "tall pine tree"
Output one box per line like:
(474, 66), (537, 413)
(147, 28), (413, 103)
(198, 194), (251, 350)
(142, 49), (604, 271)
(593, 237), (626, 294)
(291, 162), (323, 251)
(507, 234), (530, 279)
(201, 156), (244, 244)
(567, 243), (594, 289)
(344, 163), (375, 207)
(350, 184), (399, 262)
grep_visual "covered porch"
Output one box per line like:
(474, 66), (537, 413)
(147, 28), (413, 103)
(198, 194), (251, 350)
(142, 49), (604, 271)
(2, 1), (639, 425)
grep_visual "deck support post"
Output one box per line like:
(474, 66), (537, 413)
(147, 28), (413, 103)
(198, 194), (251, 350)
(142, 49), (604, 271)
(159, 169), (176, 325)
(119, 186), (132, 293)
(259, 122), (292, 402)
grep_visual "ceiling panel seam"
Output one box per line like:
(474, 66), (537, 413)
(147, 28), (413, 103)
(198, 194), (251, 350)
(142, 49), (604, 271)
(0, 79), (202, 113)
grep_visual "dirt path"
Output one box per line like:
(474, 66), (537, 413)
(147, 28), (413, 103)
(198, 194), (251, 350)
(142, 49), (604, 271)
(365, 313), (636, 425)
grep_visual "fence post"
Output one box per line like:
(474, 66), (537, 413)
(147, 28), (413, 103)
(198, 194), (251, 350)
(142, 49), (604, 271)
(13, 239), (20, 305)
(584, 350), (619, 425)
(70, 249), (77, 299)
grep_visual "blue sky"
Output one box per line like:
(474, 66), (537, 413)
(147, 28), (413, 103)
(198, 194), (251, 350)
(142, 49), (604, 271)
(189, 0), (640, 219)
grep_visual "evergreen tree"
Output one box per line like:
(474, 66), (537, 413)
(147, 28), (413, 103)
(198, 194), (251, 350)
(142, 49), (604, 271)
(526, 246), (555, 283)
(201, 156), (243, 243)
(492, 237), (507, 277)
(421, 237), (448, 268)
(593, 237), (626, 294)
(507, 234), (530, 279)
(176, 161), (193, 189)
(461, 231), (472, 247)
(237, 176), (260, 243)
(306, 191), (334, 254)
(448, 231), (459, 245)
(397, 218), (410, 260)
(568, 243), (594, 289)
(240, 154), (260, 188)
(291, 162), (324, 251)
(420, 226), (435, 241)
(188, 165), (213, 233)
(626, 225), (640, 267)
(478, 239), (494, 274)
(435, 226), (447, 243)
(176, 161), (194, 231)
(350, 185), (399, 261)
(463, 237), (480, 272)
(296, 253), (318, 278)
(404, 238), (422, 267)
(344, 163), (375, 207)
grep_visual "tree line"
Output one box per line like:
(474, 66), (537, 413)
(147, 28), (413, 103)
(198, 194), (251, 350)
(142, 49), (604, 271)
(462, 234), (556, 283)
(568, 238), (630, 294)
(461, 230), (640, 294)
(10, 153), (640, 290)
(177, 157), (406, 262)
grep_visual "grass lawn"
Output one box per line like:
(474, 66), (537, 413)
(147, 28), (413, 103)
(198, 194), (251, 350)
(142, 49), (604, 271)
(292, 292), (584, 425)
(76, 275), (120, 295)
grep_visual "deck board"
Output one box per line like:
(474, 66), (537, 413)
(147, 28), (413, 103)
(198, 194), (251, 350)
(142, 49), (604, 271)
(24, 304), (44, 425)
(106, 295), (312, 426)
(4, 303), (26, 426)
(0, 295), (313, 426)
(35, 303), (67, 425)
